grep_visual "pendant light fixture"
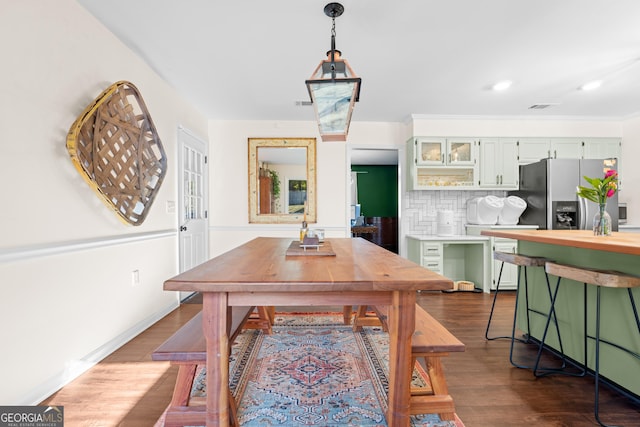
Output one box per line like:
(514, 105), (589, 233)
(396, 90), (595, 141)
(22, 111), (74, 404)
(305, 3), (361, 142)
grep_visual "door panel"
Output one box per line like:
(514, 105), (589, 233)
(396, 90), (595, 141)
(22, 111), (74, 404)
(178, 128), (209, 300)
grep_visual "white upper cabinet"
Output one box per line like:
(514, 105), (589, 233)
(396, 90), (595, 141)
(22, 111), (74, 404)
(447, 138), (475, 165)
(550, 138), (583, 159)
(415, 137), (446, 165)
(518, 138), (552, 164)
(583, 138), (621, 160)
(415, 137), (475, 166)
(478, 138), (518, 189)
(519, 137), (583, 164)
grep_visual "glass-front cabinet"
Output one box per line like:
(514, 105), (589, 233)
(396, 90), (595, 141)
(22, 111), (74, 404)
(448, 139), (474, 164)
(415, 137), (475, 166)
(416, 138), (445, 164)
(408, 137), (477, 190)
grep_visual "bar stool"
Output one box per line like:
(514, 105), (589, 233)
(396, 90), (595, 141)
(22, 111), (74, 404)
(540, 262), (640, 427)
(485, 252), (568, 371)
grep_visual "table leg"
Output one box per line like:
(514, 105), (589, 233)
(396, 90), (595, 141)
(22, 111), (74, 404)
(387, 290), (416, 427)
(202, 292), (230, 426)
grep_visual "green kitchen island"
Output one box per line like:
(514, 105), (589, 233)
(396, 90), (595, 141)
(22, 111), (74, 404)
(480, 229), (640, 399)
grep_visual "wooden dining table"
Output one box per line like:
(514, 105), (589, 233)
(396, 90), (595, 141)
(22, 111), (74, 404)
(163, 237), (453, 426)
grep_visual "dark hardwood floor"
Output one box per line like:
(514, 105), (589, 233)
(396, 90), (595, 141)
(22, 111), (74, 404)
(41, 291), (640, 426)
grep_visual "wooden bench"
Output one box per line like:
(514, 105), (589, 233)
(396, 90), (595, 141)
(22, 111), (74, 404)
(352, 304), (465, 420)
(152, 306), (271, 427)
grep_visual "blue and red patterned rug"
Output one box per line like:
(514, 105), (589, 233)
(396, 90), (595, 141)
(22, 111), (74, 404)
(171, 313), (464, 427)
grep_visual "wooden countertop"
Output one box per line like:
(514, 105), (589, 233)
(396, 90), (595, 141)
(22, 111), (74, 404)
(480, 229), (640, 256)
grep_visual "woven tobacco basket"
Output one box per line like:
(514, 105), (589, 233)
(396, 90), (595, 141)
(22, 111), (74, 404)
(66, 81), (167, 225)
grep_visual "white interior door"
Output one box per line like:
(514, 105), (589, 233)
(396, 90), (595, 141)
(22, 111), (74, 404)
(177, 127), (209, 301)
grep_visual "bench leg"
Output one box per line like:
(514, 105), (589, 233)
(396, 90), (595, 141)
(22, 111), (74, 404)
(266, 306), (276, 325)
(352, 306), (387, 332)
(424, 356), (454, 420)
(228, 387), (238, 427)
(164, 363), (205, 427)
(343, 305), (352, 324)
(409, 354), (456, 421)
(171, 364), (198, 407)
(256, 306), (273, 334)
(164, 364), (240, 427)
(245, 306), (273, 334)
(352, 305), (368, 332)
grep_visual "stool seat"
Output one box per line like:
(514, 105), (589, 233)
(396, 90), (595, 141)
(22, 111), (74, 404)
(546, 262), (640, 289)
(494, 251), (550, 267)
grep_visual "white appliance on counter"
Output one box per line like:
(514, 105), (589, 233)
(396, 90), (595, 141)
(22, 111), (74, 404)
(498, 196), (527, 225)
(466, 196), (504, 225)
(467, 195), (527, 226)
(437, 210), (455, 236)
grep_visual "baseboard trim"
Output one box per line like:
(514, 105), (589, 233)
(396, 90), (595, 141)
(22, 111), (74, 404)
(24, 299), (179, 406)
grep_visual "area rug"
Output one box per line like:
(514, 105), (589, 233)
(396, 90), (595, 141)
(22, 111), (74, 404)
(161, 313), (464, 427)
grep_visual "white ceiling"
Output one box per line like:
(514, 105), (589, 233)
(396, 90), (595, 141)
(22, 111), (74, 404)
(77, 0), (640, 123)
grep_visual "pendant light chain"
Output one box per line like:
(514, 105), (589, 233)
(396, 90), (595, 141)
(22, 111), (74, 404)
(330, 16), (337, 78)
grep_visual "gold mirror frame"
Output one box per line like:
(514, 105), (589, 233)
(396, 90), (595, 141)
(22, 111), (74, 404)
(249, 138), (317, 224)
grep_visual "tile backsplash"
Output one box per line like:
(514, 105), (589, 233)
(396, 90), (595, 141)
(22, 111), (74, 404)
(404, 190), (506, 235)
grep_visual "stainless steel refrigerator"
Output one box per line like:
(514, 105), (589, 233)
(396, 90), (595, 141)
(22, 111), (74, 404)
(509, 158), (618, 231)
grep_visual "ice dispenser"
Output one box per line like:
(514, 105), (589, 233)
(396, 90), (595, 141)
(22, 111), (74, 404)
(552, 201), (578, 229)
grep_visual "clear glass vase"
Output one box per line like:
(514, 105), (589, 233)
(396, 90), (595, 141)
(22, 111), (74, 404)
(593, 204), (612, 236)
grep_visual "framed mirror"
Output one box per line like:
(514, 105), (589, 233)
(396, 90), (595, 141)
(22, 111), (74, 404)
(248, 138), (317, 224)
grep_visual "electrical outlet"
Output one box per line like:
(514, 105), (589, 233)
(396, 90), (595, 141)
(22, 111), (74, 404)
(132, 270), (140, 286)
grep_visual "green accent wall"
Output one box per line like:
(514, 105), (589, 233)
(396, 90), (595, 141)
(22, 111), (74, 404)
(351, 165), (398, 217)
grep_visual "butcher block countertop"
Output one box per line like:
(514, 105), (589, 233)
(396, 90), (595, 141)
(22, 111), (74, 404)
(480, 229), (640, 256)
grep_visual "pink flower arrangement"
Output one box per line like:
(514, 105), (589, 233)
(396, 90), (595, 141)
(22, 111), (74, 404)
(577, 169), (618, 205)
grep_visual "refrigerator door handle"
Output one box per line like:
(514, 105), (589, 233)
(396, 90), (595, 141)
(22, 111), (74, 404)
(578, 194), (586, 230)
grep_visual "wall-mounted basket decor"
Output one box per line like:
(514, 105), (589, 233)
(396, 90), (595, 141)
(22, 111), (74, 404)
(66, 81), (167, 225)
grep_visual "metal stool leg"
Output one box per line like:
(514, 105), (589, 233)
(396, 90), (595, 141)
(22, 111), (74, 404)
(509, 265), (534, 368)
(486, 261), (516, 340)
(533, 276), (586, 377)
(593, 286), (612, 427)
(541, 268), (569, 371)
(533, 276), (561, 375)
(510, 266), (569, 372)
(487, 261), (532, 343)
(593, 288), (640, 427)
(523, 266), (532, 340)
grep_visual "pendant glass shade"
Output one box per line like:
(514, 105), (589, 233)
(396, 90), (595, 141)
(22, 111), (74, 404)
(306, 50), (361, 142)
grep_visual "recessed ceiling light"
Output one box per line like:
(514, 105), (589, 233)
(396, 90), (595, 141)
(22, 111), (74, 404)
(492, 80), (512, 91)
(580, 80), (602, 91)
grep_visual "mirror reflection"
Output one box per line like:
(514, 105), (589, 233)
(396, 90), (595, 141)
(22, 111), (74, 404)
(248, 138), (316, 223)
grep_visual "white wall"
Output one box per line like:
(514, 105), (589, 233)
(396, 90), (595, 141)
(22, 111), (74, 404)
(0, 1), (208, 404)
(207, 120), (406, 258)
(410, 115), (623, 137)
(622, 115), (640, 224)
